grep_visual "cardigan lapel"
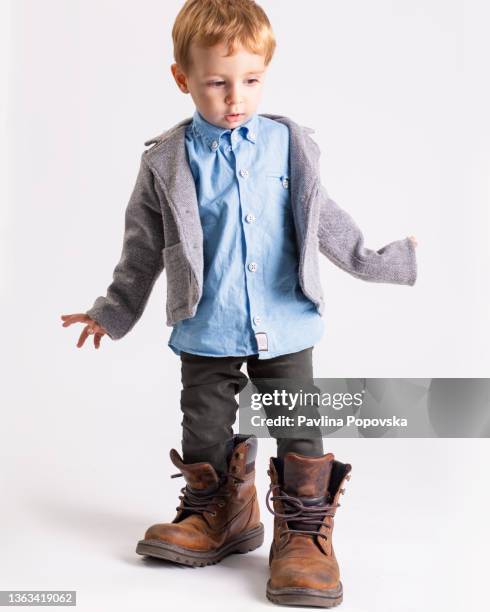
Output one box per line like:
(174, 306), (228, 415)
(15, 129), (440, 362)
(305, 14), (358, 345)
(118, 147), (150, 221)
(260, 113), (320, 243)
(145, 118), (204, 286)
(146, 116), (197, 248)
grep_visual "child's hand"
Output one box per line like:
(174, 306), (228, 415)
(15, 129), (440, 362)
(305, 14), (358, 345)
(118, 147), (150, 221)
(60, 313), (108, 349)
(408, 235), (418, 248)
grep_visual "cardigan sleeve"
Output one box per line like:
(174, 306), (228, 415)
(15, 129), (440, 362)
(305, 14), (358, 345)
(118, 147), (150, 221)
(84, 154), (166, 340)
(317, 182), (417, 285)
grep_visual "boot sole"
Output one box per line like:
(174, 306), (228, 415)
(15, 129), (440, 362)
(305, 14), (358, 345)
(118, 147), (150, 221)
(135, 523), (264, 567)
(266, 580), (343, 608)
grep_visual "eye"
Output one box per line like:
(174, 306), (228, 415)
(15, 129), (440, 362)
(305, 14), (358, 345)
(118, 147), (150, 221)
(208, 81), (225, 87)
(246, 78), (259, 85)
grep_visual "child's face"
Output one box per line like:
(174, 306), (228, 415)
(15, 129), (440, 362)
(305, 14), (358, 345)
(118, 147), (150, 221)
(171, 41), (267, 129)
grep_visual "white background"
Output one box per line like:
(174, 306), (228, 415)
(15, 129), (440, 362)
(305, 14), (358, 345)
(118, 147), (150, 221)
(1, 1), (489, 611)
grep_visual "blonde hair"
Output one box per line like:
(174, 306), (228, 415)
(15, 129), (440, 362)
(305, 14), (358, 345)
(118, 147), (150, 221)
(172, 0), (276, 74)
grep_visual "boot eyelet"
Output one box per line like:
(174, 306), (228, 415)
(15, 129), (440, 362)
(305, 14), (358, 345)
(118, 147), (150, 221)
(218, 502), (225, 508)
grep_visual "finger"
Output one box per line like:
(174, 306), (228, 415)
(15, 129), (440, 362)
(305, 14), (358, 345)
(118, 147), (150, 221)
(61, 314), (76, 326)
(93, 333), (103, 349)
(77, 325), (94, 347)
(62, 318), (79, 327)
(61, 314), (90, 327)
(77, 327), (89, 348)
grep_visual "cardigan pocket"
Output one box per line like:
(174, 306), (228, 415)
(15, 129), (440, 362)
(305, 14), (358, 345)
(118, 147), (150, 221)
(162, 242), (192, 313)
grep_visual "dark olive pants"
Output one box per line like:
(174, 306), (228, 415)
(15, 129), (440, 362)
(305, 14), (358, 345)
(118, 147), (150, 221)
(179, 346), (324, 472)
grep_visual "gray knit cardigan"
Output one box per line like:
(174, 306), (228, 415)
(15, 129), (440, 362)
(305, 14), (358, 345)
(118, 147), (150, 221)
(86, 114), (417, 340)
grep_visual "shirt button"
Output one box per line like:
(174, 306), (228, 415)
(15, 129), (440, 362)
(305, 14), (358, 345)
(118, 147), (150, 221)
(211, 140), (219, 150)
(253, 315), (261, 325)
(245, 213), (256, 223)
(248, 262), (258, 272)
(282, 177), (289, 189)
(240, 169), (249, 178)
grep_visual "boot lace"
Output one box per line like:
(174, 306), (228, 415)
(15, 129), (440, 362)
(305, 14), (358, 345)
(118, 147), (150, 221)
(171, 472), (245, 517)
(265, 482), (339, 542)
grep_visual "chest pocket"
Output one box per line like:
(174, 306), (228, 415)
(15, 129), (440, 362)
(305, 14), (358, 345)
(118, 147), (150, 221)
(266, 172), (290, 190)
(265, 172), (292, 228)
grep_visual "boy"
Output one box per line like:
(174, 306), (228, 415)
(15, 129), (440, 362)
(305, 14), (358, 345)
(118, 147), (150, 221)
(61, 0), (417, 607)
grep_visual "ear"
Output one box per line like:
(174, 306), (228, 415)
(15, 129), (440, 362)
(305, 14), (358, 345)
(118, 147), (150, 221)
(170, 63), (190, 94)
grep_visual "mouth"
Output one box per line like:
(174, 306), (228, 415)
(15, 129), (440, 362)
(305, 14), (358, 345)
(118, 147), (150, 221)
(225, 113), (244, 123)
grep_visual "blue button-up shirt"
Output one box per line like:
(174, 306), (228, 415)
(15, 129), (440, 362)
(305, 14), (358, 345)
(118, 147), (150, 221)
(168, 110), (324, 359)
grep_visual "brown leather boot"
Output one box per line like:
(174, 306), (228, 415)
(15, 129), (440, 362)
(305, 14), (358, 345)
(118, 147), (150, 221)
(136, 434), (264, 566)
(266, 452), (352, 607)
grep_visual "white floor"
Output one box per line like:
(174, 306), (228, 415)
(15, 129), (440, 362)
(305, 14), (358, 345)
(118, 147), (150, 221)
(2, 437), (487, 611)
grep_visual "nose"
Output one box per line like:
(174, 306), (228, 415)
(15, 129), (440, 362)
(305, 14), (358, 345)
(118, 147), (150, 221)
(225, 83), (243, 106)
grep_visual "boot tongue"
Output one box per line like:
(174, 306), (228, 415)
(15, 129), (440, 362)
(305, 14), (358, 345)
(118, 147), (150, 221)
(283, 452), (335, 503)
(169, 449), (220, 491)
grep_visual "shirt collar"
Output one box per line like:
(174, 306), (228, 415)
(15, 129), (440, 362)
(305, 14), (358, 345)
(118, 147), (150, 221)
(190, 109), (258, 151)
